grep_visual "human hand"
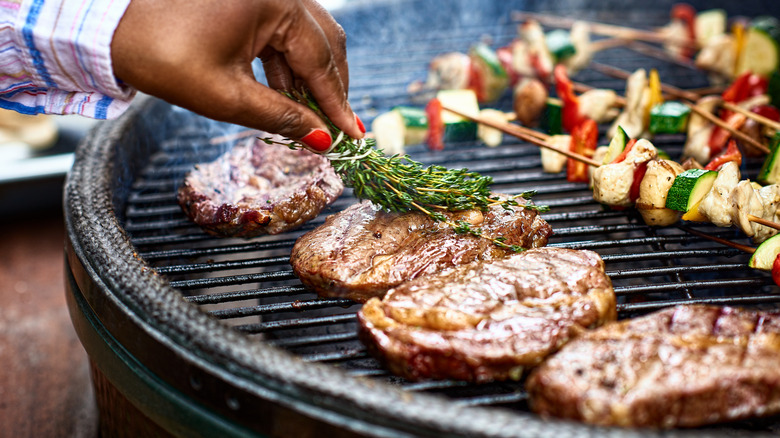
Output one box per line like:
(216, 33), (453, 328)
(111, 0), (364, 152)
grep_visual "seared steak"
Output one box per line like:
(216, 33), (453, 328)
(290, 198), (552, 302)
(358, 248), (616, 382)
(527, 304), (780, 428)
(178, 137), (344, 238)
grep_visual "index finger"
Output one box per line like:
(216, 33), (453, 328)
(301, 0), (350, 92)
(271, 8), (363, 139)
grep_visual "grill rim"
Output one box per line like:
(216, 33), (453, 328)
(64, 95), (779, 438)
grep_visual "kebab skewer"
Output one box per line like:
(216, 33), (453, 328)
(513, 7), (780, 81)
(443, 103), (780, 242)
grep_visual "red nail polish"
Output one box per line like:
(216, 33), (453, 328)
(355, 114), (366, 134)
(300, 129), (332, 152)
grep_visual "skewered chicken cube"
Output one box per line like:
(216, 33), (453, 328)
(682, 95), (721, 164)
(729, 180), (765, 238)
(697, 161), (740, 227)
(579, 89), (620, 123)
(608, 69), (651, 139)
(593, 139), (657, 207)
(636, 159), (685, 226)
(695, 34), (736, 82)
(562, 21), (593, 73)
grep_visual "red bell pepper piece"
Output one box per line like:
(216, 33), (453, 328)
(704, 139), (742, 171)
(708, 112), (747, 159)
(610, 139), (638, 164)
(629, 162), (649, 203)
(752, 105), (780, 122)
(567, 118), (598, 183)
(722, 72), (768, 104)
(606, 137), (645, 202)
(671, 3), (697, 59)
(530, 53), (550, 85)
(467, 61), (485, 103)
(496, 45), (519, 87)
(425, 98), (445, 151)
(773, 253), (780, 287)
(554, 64), (585, 133)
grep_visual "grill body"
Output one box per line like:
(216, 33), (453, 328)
(65, 0), (780, 436)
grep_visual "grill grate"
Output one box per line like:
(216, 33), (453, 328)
(121, 10), (778, 416)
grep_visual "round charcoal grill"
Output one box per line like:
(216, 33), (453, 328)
(65, 0), (780, 436)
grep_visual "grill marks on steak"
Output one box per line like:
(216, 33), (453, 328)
(527, 304), (780, 428)
(178, 137), (344, 238)
(357, 248), (616, 383)
(289, 198), (552, 302)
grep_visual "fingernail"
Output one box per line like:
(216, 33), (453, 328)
(300, 129), (332, 152)
(355, 113), (366, 134)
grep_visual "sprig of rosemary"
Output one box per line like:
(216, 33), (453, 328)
(261, 90), (549, 252)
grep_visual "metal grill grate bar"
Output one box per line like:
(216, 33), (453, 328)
(169, 271), (297, 289)
(235, 313), (357, 333)
(140, 240), (298, 261)
(209, 299), (356, 319)
(186, 285), (309, 305)
(451, 392), (528, 407)
(120, 8), (780, 418)
(155, 256), (289, 275)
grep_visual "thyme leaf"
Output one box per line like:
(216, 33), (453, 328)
(262, 90), (550, 252)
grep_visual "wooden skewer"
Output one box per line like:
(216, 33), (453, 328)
(683, 103), (771, 154)
(748, 215), (780, 232)
(510, 11), (698, 50)
(687, 84), (728, 96)
(448, 99), (780, 234)
(588, 62), (771, 155)
(571, 81), (628, 106)
(624, 40), (699, 71)
(587, 37), (631, 53)
(722, 102), (780, 132)
(589, 62), (702, 101)
(678, 225), (755, 254)
(441, 104), (602, 168)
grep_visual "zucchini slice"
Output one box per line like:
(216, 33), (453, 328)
(695, 9), (727, 46)
(665, 168), (718, 212)
(602, 125), (629, 164)
(371, 110), (406, 155)
(649, 101), (691, 134)
(372, 107), (429, 155)
(749, 233), (780, 270)
(436, 89), (479, 143)
(752, 16), (780, 42)
(758, 132), (780, 184)
(545, 30), (576, 62)
(541, 98), (563, 136)
(469, 43), (508, 102)
(768, 70), (780, 109)
(395, 106), (428, 145)
(736, 27), (780, 77)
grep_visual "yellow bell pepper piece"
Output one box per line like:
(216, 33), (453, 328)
(645, 69), (664, 127)
(681, 199), (707, 222)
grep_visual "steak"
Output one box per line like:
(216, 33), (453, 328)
(357, 248), (616, 383)
(290, 198), (552, 302)
(527, 304), (780, 428)
(178, 137), (344, 238)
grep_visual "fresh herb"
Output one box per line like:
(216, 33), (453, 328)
(261, 90), (549, 252)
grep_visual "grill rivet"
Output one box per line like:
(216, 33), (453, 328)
(226, 395), (240, 410)
(190, 375), (202, 390)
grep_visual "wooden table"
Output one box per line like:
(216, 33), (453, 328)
(0, 212), (98, 437)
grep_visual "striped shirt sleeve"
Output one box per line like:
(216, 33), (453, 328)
(0, 0), (135, 119)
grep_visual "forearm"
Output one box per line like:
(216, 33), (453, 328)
(0, 0), (136, 118)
